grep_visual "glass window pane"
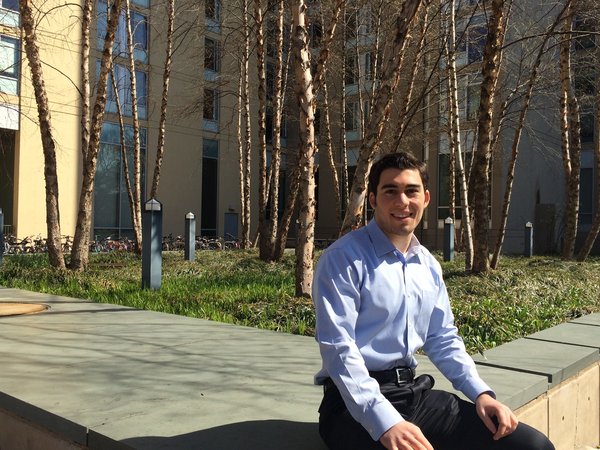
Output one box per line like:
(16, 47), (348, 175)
(95, 123), (146, 237)
(95, 143), (121, 228)
(0, 36), (17, 78)
(135, 70), (147, 119)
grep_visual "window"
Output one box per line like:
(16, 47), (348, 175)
(266, 106), (273, 144)
(466, 82), (480, 120)
(0, 35), (18, 95)
(345, 100), (359, 131)
(581, 110), (595, 144)
(103, 63), (148, 119)
(266, 62), (275, 100)
(266, 18), (277, 57)
(204, 38), (220, 72)
(345, 8), (357, 37)
(94, 122), (146, 239)
(97, 1), (148, 63)
(201, 139), (219, 236)
(365, 52), (375, 81)
(579, 167), (594, 226)
(574, 16), (595, 51)
(0, 0), (18, 27)
(203, 88), (219, 122)
(345, 100), (369, 133)
(345, 53), (357, 85)
(314, 108), (321, 136)
(310, 22), (322, 48)
(205, 0), (221, 22)
(574, 70), (596, 97)
(457, 17), (486, 65)
(130, 11), (148, 63)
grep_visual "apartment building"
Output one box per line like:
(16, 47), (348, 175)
(0, 0), (597, 256)
(0, 0), (262, 242)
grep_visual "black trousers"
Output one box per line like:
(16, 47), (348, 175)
(318, 375), (555, 450)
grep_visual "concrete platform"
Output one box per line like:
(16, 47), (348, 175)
(472, 337), (600, 386)
(2, 287), (598, 450)
(0, 288), (327, 450)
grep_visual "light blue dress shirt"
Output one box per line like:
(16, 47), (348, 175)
(313, 220), (492, 441)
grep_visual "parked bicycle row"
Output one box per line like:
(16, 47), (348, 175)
(1, 234), (240, 255)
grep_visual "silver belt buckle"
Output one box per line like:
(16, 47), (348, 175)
(395, 367), (413, 385)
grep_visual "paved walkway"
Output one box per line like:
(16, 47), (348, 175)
(0, 287), (327, 449)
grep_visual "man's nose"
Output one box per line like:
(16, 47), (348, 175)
(395, 193), (409, 206)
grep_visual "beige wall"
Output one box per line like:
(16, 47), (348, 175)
(12, 1), (82, 238)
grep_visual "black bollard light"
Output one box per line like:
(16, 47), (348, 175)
(524, 221), (533, 257)
(443, 217), (454, 262)
(142, 199), (163, 289)
(184, 212), (196, 261)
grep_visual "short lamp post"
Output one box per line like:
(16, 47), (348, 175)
(443, 217), (454, 262)
(142, 199), (163, 290)
(184, 212), (196, 261)
(524, 222), (533, 257)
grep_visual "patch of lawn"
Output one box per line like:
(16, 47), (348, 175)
(1, 250), (599, 354)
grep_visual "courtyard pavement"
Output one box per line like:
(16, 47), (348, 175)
(0, 287), (328, 450)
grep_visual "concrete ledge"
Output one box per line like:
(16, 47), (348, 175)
(472, 338), (599, 386)
(1, 286), (600, 449)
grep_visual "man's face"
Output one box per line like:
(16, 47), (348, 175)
(368, 167), (430, 250)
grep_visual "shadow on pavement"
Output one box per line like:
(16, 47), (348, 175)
(122, 419), (327, 450)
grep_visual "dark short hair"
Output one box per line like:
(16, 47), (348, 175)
(368, 152), (429, 195)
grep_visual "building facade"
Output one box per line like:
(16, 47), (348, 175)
(0, 0), (598, 256)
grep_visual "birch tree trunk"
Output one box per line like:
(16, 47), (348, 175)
(559, 2), (581, 259)
(239, 0), (252, 249)
(20, 0), (65, 269)
(70, 0), (123, 270)
(270, 0), (344, 262)
(292, 0), (316, 297)
(340, 0), (423, 235)
(123, 0), (142, 252)
(264, 0), (285, 260)
(81, 0), (92, 173)
(322, 79), (342, 230)
(150, 0), (175, 201)
(254, 0), (270, 259)
(471, 0), (507, 274)
(446, 0), (473, 269)
(110, 69), (137, 249)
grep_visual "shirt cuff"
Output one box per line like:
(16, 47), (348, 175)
(363, 398), (404, 441)
(460, 377), (495, 403)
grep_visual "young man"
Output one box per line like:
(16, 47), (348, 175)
(312, 152), (554, 450)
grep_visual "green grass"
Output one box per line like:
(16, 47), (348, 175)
(1, 250), (600, 354)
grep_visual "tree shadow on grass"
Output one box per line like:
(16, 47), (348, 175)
(121, 420), (327, 450)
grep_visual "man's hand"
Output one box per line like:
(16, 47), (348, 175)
(475, 392), (518, 440)
(380, 421), (434, 450)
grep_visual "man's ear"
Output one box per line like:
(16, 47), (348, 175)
(424, 189), (431, 208)
(368, 191), (376, 209)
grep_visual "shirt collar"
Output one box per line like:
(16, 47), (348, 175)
(366, 219), (424, 259)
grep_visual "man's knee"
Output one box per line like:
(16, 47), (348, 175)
(509, 422), (554, 450)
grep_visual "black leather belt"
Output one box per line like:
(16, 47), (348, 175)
(369, 366), (415, 385)
(324, 366), (415, 392)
